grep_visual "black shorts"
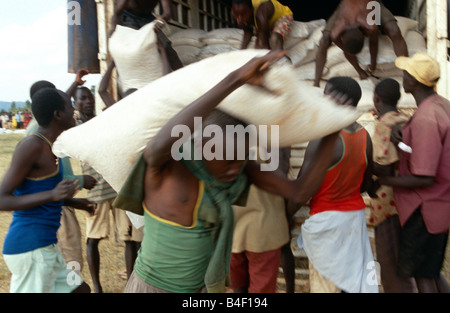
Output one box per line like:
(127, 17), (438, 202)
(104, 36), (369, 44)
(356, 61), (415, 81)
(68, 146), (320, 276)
(397, 208), (449, 278)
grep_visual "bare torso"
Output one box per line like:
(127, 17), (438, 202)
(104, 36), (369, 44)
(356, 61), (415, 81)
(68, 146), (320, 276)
(331, 0), (378, 42)
(126, 0), (159, 17)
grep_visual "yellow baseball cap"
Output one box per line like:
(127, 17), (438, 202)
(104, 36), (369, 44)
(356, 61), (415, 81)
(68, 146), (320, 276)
(395, 53), (440, 87)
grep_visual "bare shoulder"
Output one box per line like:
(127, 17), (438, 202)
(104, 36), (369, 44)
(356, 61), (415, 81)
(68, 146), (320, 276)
(14, 136), (44, 159)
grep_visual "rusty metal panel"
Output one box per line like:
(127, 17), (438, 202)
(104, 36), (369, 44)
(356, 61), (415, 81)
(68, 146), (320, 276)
(68, 0), (100, 73)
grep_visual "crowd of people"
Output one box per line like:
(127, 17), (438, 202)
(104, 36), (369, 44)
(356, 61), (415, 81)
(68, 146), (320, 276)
(0, 0), (448, 294)
(0, 112), (32, 130)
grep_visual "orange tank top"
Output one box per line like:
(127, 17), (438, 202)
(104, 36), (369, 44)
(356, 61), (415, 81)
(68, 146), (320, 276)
(309, 128), (368, 215)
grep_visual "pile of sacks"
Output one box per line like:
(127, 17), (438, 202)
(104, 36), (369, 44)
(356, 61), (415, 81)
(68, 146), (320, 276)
(169, 19), (327, 66)
(169, 17), (424, 113)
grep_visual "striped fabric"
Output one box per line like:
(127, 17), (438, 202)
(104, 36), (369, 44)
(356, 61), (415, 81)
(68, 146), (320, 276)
(81, 163), (117, 203)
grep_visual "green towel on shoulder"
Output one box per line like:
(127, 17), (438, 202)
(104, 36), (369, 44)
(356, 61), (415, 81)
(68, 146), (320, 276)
(112, 152), (146, 215)
(113, 143), (250, 293)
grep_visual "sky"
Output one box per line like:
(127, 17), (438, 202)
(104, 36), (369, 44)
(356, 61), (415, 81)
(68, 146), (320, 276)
(0, 1), (101, 102)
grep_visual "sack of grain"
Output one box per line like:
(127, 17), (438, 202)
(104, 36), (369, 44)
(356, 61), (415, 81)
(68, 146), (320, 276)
(53, 49), (361, 194)
(109, 22), (165, 91)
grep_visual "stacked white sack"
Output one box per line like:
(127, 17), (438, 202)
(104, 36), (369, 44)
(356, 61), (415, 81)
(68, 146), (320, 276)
(169, 19), (326, 65)
(53, 49), (361, 195)
(109, 21), (169, 93)
(169, 28), (207, 66)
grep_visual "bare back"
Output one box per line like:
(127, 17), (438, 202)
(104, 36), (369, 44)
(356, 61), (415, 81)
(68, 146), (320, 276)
(331, 0), (378, 41)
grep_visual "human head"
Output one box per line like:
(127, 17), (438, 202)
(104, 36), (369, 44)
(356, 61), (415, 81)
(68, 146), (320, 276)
(29, 80), (56, 98)
(231, 0), (253, 28)
(31, 87), (75, 129)
(74, 86), (95, 117)
(373, 78), (401, 117)
(395, 53), (440, 93)
(324, 76), (362, 107)
(341, 27), (365, 55)
(201, 109), (251, 183)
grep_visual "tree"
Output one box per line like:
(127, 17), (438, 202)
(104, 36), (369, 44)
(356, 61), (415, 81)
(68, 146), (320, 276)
(10, 101), (17, 113)
(24, 100), (31, 112)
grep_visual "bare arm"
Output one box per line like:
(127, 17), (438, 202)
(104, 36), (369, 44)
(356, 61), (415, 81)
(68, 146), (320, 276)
(241, 27), (254, 49)
(144, 51), (287, 169)
(246, 132), (339, 212)
(378, 175), (434, 189)
(368, 30), (379, 71)
(98, 60), (117, 109)
(66, 68), (89, 99)
(158, 0), (172, 22)
(65, 198), (96, 215)
(314, 31), (332, 87)
(0, 141), (77, 212)
(360, 132), (377, 195)
(342, 49), (368, 80)
(109, 0), (129, 37)
(254, 2), (274, 49)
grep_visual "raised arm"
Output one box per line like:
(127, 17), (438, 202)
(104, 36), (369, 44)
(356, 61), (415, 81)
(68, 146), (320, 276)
(66, 68), (89, 99)
(158, 0), (173, 22)
(98, 59), (117, 109)
(109, 0), (129, 37)
(144, 51), (287, 169)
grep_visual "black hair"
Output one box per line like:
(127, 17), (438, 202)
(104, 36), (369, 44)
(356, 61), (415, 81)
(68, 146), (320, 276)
(31, 88), (66, 127)
(232, 0), (252, 7)
(374, 78), (401, 107)
(341, 27), (365, 54)
(326, 76), (362, 107)
(74, 86), (93, 100)
(29, 80), (56, 98)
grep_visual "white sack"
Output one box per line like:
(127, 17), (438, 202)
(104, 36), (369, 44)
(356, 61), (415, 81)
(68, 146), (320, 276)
(109, 22), (164, 92)
(172, 45), (201, 66)
(200, 28), (244, 46)
(197, 44), (239, 60)
(395, 16), (419, 36)
(284, 19), (326, 49)
(287, 26), (324, 66)
(169, 28), (207, 48)
(53, 49), (361, 195)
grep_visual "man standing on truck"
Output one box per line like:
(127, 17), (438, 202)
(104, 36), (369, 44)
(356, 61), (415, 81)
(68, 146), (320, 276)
(231, 0), (294, 51)
(314, 0), (408, 87)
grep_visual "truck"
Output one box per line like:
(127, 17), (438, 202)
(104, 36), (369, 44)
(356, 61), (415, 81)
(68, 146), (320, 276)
(68, 0), (449, 292)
